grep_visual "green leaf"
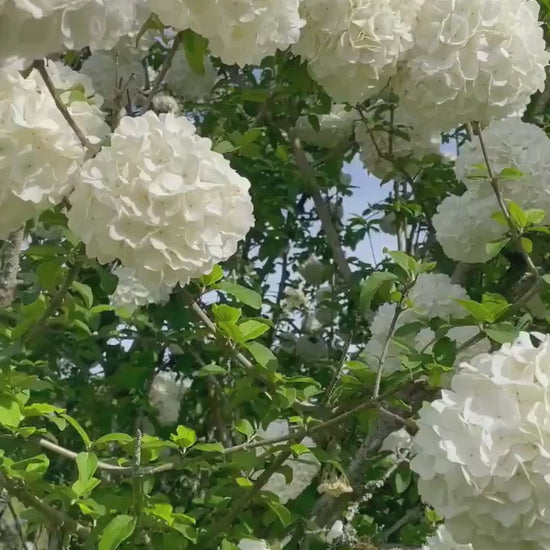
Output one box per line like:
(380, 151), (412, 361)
(506, 200), (527, 229)
(217, 281), (262, 309)
(61, 414), (91, 450)
(484, 322), (519, 344)
(212, 304), (241, 324)
(498, 167), (524, 179)
(386, 250), (418, 277)
(201, 265), (223, 286)
(98, 515), (137, 550)
(213, 140), (237, 154)
(196, 364), (227, 377)
(235, 476), (253, 487)
(76, 452), (98, 483)
(0, 395), (23, 428)
(521, 237), (533, 254)
(455, 299), (493, 323)
(485, 238), (510, 259)
(234, 419), (254, 439)
(241, 88), (269, 102)
(237, 320), (270, 342)
(244, 342), (277, 369)
(37, 258), (64, 291)
(71, 281), (94, 309)
(359, 272), (399, 312)
(194, 442), (225, 453)
(395, 469), (411, 494)
(182, 29), (208, 75)
(72, 477), (101, 497)
(490, 211), (508, 226)
(94, 433), (133, 446)
(170, 425), (197, 449)
(267, 501), (292, 527)
(525, 208), (546, 226)
(290, 443), (310, 457)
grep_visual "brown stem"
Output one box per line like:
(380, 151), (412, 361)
(0, 228), (24, 308)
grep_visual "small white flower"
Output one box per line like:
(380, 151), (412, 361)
(148, 371), (186, 426)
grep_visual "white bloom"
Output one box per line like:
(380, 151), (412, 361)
(296, 335), (328, 362)
(257, 420), (320, 504)
(395, 0), (550, 131)
(283, 287), (307, 311)
(363, 273), (470, 374)
(110, 267), (172, 313)
(381, 428), (413, 455)
(165, 49), (218, 101)
(67, 111), (254, 289)
(294, 105), (356, 148)
(412, 333), (550, 549)
(148, 371), (185, 426)
(298, 256), (329, 286)
(434, 119), (550, 263)
(423, 525), (472, 550)
(294, 0), (424, 104)
(325, 520), (345, 544)
(147, 0), (304, 66)
(355, 108), (441, 179)
(0, 62), (107, 237)
(238, 540), (270, 550)
(318, 479), (353, 497)
(0, 0), (147, 60)
(152, 93), (181, 115)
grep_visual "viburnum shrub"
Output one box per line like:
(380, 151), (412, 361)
(2, 1), (550, 550)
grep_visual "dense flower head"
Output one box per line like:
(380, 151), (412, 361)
(148, 371), (186, 426)
(423, 525), (472, 550)
(294, 0), (424, 104)
(110, 267), (172, 313)
(395, 0), (550, 131)
(147, 0), (304, 66)
(165, 49), (218, 101)
(412, 333), (550, 549)
(434, 119), (550, 263)
(0, 61), (107, 237)
(355, 108), (441, 179)
(257, 420), (319, 504)
(67, 111), (254, 288)
(238, 540), (270, 550)
(0, 0), (147, 60)
(363, 273), (469, 374)
(294, 105), (357, 148)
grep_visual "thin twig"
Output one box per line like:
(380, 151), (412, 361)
(290, 131), (353, 285)
(0, 473), (90, 540)
(32, 60), (96, 154)
(140, 33), (182, 114)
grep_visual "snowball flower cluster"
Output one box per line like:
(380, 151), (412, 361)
(294, 105), (357, 149)
(293, 0), (424, 104)
(0, 0), (147, 60)
(423, 525), (472, 550)
(434, 119), (550, 263)
(355, 110), (441, 180)
(68, 111), (254, 288)
(148, 371), (186, 426)
(298, 255), (330, 286)
(363, 273), (469, 374)
(412, 333), (550, 549)
(257, 420), (319, 504)
(110, 267), (172, 314)
(148, 0), (304, 66)
(395, 0), (549, 131)
(0, 62), (107, 237)
(238, 540), (270, 550)
(296, 335), (329, 363)
(165, 50), (218, 101)
(381, 428), (413, 456)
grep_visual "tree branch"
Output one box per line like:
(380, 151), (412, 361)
(0, 228), (24, 308)
(290, 132), (353, 285)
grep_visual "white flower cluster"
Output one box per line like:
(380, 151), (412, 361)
(434, 118), (550, 263)
(0, 62), (107, 237)
(257, 420), (319, 504)
(165, 49), (218, 101)
(296, 334), (329, 363)
(147, 0), (304, 66)
(395, 0), (549, 131)
(110, 267), (172, 314)
(0, 0), (146, 60)
(412, 333), (550, 549)
(293, 0), (424, 104)
(294, 105), (357, 149)
(238, 540), (270, 550)
(68, 111), (254, 289)
(381, 428), (413, 457)
(355, 110), (441, 179)
(148, 371), (186, 426)
(362, 273), (470, 375)
(423, 525), (472, 550)
(298, 255), (330, 286)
